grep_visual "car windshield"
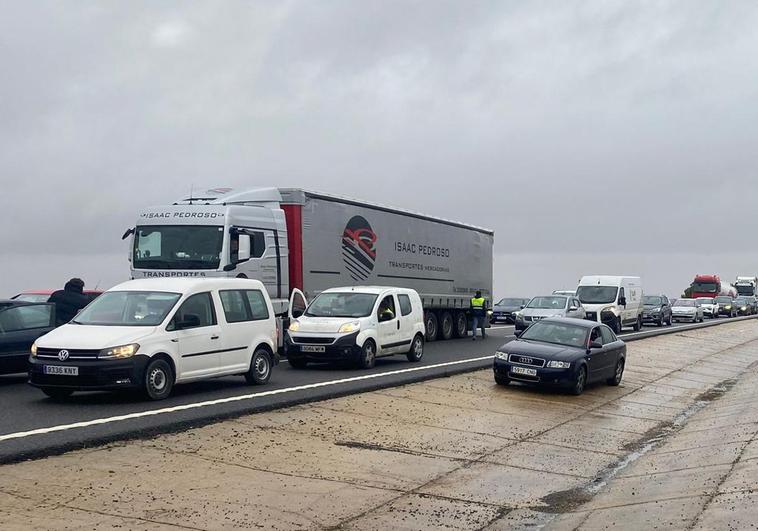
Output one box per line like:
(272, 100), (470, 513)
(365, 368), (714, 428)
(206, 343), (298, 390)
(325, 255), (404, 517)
(73, 291), (181, 326)
(304, 292), (379, 318)
(133, 225), (225, 270)
(715, 297), (732, 303)
(692, 282), (718, 293)
(675, 299), (696, 307)
(735, 298), (749, 304)
(576, 286), (618, 304)
(526, 296), (567, 310)
(520, 321), (588, 348)
(12, 294), (50, 303)
(643, 296), (663, 305)
(497, 298), (524, 306)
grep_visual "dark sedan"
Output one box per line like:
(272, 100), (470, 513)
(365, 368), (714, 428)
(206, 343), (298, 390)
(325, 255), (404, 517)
(0, 300), (56, 374)
(493, 317), (626, 395)
(734, 297), (754, 316)
(491, 298), (530, 324)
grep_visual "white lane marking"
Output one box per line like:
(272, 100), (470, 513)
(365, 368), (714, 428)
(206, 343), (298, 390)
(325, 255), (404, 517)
(0, 356), (494, 443)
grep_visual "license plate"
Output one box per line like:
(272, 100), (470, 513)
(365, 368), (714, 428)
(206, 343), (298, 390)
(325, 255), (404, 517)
(301, 345), (326, 353)
(44, 365), (78, 376)
(511, 366), (537, 377)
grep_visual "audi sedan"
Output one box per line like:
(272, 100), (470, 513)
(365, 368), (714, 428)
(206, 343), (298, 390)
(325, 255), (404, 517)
(493, 317), (626, 395)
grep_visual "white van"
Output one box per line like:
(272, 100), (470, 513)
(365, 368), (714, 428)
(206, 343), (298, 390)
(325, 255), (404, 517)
(576, 276), (644, 333)
(286, 286), (426, 369)
(29, 278), (278, 400)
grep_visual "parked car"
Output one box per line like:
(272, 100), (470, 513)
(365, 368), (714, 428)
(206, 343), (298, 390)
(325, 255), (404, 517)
(493, 317), (626, 395)
(0, 300), (56, 375)
(695, 297), (719, 319)
(642, 295), (673, 326)
(29, 278), (279, 400)
(12, 290), (102, 304)
(491, 298), (530, 324)
(671, 299), (704, 323)
(514, 295), (586, 333)
(734, 297), (755, 316)
(714, 296), (737, 317)
(286, 286), (426, 369)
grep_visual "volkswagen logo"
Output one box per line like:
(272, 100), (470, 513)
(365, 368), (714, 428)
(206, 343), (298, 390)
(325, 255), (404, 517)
(57, 350), (70, 361)
(519, 356), (533, 365)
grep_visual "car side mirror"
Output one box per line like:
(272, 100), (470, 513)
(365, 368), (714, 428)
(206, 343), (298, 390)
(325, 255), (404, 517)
(379, 311), (394, 322)
(513, 330), (522, 338)
(520, 304), (525, 309)
(176, 314), (201, 330)
(569, 306), (578, 312)
(590, 339), (603, 349)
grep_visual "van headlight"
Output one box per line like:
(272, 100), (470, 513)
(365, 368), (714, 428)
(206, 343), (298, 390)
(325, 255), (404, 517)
(338, 321), (360, 334)
(99, 343), (140, 359)
(288, 321), (300, 332)
(31, 342), (38, 357)
(547, 360), (571, 369)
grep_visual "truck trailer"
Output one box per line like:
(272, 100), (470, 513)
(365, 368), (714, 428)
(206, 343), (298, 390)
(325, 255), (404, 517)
(125, 187), (494, 342)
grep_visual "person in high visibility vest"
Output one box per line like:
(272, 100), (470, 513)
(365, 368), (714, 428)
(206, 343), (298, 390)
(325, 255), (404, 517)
(470, 291), (487, 340)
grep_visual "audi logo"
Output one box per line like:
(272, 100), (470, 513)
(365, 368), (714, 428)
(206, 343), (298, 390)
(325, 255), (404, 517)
(518, 356), (533, 364)
(57, 350), (69, 361)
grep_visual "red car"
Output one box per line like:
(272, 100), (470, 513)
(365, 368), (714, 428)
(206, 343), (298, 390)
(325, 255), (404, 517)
(11, 290), (103, 304)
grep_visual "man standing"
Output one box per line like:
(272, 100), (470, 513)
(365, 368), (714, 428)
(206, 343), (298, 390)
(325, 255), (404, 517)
(48, 278), (89, 326)
(470, 290), (487, 340)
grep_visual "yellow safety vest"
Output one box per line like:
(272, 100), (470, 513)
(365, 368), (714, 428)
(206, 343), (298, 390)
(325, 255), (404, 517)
(471, 297), (485, 309)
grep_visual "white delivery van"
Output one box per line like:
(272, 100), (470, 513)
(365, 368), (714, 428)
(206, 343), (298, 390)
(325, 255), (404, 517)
(286, 286), (426, 369)
(29, 278), (278, 400)
(576, 276), (644, 333)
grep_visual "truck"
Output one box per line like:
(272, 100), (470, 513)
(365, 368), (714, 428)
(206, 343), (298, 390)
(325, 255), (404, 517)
(689, 274), (722, 299)
(734, 276), (758, 297)
(124, 187), (494, 343)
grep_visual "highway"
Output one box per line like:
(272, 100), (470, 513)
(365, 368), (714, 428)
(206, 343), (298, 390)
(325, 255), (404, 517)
(0, 318), (748, 464)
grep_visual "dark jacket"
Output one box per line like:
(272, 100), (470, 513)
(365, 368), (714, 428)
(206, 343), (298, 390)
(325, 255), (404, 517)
(48, 281), (90, 326)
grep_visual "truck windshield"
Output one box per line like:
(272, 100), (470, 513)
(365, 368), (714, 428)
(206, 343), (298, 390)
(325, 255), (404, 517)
(692, 282), (718, 293)
(526, 296), (566, 310)
(133, 226), (224, 270)
(74, 291), (181, 326)
(736, 286), (754, 295)
(305, 293), (379, 318)
(576, 286), (618, 304)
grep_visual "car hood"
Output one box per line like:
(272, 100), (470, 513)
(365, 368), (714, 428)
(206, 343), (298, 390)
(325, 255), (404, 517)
(35, 325), (159, 350)
(501, 339), (583, 361)
(672, 306), (696, 311)
(494, 305), (521, 312)
(293, 316), (358, 334)
(520, 308), (567, 318)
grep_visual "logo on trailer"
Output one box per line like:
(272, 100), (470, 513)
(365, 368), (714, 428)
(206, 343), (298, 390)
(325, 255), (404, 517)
(342, 216), (377, 281)
(58, 350), (69, 361)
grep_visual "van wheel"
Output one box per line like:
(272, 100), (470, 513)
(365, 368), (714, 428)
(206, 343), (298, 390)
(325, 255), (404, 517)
(245, 349), (272, 385)
(614, 317), (622, 334)
(452, 312), (468, 338)
(406, 334), (424, 362)
(41, 387), (73, 400)
(424, 312), (438, 342)
(439, 312), (454, 340)
(143, 358), (174, 401)
(356, 339), (376, 369)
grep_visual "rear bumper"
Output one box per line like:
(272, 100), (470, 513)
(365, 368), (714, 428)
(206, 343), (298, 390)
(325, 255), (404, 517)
(285, 331), (362, 362)
(28, 355), (149, 391)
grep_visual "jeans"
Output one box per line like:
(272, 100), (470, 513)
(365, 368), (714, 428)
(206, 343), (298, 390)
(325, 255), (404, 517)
(472, 315), (486, 338)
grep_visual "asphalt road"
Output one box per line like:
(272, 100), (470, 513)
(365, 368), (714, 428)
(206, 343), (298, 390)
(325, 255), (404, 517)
(0, 318), (746, 464)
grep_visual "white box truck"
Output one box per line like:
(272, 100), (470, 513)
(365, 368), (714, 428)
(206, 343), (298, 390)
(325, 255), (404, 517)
(576, 275), (644, 333)
(124, 187), (494, 342)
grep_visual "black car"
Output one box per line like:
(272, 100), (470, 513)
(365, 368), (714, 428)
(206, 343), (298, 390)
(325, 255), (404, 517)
(0, 300), (56, 374)
(493, 317), (626, 395)
(714, 296), (738, 317)
(491, 298), (530, 324)
(734, 297), (754, 316)
(641, 295), (672, 326)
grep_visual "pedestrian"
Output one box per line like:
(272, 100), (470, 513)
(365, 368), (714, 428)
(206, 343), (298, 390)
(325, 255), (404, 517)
(470, 290), (487, 340)
(48, 278), (89, 326)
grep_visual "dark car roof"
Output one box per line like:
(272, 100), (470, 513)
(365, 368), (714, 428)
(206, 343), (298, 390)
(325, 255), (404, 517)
(0, 299), (39, 308)
(538, 317), (599, 329)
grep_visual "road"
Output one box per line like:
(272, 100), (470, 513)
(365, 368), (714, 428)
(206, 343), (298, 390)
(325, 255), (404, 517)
(0, 318), (744, 464)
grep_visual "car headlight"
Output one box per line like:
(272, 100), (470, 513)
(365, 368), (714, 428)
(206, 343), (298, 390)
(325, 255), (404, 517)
(650, 308), (660, 314)
(99, 343), (139, 359)
(289, 321), (300, 332)
(338, 321), (360, 334)
(741, 306), (747, 311)
(495, 351), (508, 360)
(725, 305), (732, 309)
(547, 360), (571, 369)
(31, 342), (38, 357)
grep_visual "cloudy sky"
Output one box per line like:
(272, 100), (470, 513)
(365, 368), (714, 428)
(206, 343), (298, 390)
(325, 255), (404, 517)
(2, 1), (757, 298)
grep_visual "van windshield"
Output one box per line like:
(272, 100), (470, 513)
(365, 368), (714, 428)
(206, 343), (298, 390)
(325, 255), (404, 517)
(74, 291), (181, 326)
(305, 293), (379, 318)
(576, 286), (618, 304)
(133, 225), (224, 270)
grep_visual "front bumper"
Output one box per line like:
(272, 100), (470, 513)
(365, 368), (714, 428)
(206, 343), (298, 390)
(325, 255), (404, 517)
(641, 312), (662, 323)
(28, 355), (149, 391)
(672, 312), (697, 320)
(493, 357), (577, 387)
(285, 331), (362, 362)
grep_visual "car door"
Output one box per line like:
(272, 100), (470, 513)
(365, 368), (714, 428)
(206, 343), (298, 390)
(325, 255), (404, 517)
(661, 296), (671, 320)
(396, 293), (416, 349)
(0, 303), (55, 374)
(376, 293), (400, 355)
(167, 292), (222, 380)
(567, 298), (584, 319)
(217, 289), (254, 373)
(586, 326), (611, 382)
(600, 325), (622, 378)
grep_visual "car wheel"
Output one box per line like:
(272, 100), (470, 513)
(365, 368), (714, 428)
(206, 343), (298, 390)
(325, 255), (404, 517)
(143, 358), (174, 401)
(424, 312), (438, 342)
(439, 312), (454, 340)
(406, 334), (424, 362)
(356, 339), (376, 369)
(607, 359), (624, 386)
(570, 366), (587, 396)
(41, 387), (73, 400)
(288, 356), (308, 369)
(656, 317), (663, 327)
(452, 311), (468, 338)
(633, 315), (642, 331)
(245, 348), (272, 385)
(495, 374), (510, 386)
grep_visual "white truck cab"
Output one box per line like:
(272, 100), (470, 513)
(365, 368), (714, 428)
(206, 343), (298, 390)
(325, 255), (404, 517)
(576, 276), (644, 333)
(285, 286), (426, 369)
(29, 278), (279, 400)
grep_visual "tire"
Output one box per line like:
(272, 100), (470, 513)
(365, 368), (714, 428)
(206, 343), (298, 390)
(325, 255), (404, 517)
(439, 312), (454, 341)
(495, 374), (510, 386)
(667, 314), (672, 326)
(452, 311), (468, 338)
(633, 315), (642, 332)
(656, 317), (663, 327)
(570, 366), (587, 396)
(143, 358), (174, 401)
(245, 348), (272, 385)
(614, 317), (622, 334)
(288, 356), (308, 369)
(607, 358), (624, 386)
(41, 387), (73, 400)
(356, 339), (376, 369)
(406, 334), (424, 362)
(424, 312), (439, 342)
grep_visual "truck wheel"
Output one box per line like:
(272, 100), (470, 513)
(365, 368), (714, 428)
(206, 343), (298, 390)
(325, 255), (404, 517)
(41, 387), (73, 400)
(424, 312), (438, 342)
(143, 358), (174, 401)
(244, 349), (272, 385)
(439, 312), (454, 340)
(356, 339), (376, 369)
(406, 334), (424, 362)
(452, 312), (467, 338)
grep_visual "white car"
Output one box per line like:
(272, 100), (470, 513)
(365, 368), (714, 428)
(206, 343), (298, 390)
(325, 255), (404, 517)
(671, 298), (704, 323)
(286, 286), (426, 369)
(29, 278), (279, 400)
(695, 297), (719, 319)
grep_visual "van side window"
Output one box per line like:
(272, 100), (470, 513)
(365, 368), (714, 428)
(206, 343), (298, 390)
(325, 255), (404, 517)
(398, 294), (413, 316)
(170, 292), (216, 330)
(378, 295), (396, 320)
(220, 290), (250, 323)
(245, 290), (270, 320)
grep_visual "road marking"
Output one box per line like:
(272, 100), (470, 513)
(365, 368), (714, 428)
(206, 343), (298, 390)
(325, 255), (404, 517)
(0, 356), (494, 443)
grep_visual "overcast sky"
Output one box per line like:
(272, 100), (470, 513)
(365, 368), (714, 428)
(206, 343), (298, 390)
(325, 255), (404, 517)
(2, 1), (757, 298)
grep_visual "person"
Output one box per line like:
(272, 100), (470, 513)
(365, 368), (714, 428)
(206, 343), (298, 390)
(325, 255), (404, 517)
(470, 290), (487, 340)
(48, 278), (90, 326)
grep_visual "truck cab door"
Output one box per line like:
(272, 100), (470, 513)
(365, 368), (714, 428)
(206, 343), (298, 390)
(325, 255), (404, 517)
(288, 289), (308, 322)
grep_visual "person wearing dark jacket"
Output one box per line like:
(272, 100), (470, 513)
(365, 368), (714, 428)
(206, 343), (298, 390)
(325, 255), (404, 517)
(48, 278), (89, 326)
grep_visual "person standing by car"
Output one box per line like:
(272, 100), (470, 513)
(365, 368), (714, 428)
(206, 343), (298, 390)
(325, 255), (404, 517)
(470, 291), (487, 340)
(48, 278), (89, 326)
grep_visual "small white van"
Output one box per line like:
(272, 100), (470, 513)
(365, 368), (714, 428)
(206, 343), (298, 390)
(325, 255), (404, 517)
(29, 278), (278, 400)
(576, 276), (644, 333)
(286, 286), (426, 369)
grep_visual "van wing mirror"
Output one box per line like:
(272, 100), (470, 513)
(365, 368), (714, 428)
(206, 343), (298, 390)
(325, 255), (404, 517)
(121, 227), (135, 240)
(618, 297), (627, 306)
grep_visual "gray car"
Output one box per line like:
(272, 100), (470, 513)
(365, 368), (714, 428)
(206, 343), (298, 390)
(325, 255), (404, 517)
(515, 295), (586, 332)
(491, 297), (530, 324)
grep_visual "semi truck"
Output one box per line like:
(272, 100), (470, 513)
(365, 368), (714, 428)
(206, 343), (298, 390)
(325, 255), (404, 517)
(690, 274), (722, 298)
(124, 187), (494, 342)
(734, 276), (758, 297)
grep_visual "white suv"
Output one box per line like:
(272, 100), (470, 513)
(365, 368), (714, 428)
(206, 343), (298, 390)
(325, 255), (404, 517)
(286, 286), (426, 369)
(29, 278), (278, 400)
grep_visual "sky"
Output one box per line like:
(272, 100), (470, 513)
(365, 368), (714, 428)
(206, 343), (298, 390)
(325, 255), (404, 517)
(1, 1), (757, 299)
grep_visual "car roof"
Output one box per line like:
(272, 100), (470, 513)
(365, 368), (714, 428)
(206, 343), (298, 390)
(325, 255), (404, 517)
(109, 278), (266, 293)
(320, 286), (417, 296)
(539, 317), (600, 329)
